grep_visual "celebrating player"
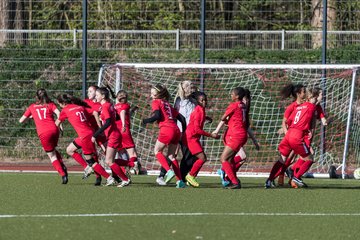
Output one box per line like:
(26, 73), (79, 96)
(92, 87), (131, 188)
(212, 87), (248, 189)
(265, 88), (322, 188)
(19, 89), (68, 184)
(142, 84), (187, 188)
(183, 91), (219, 187)
(55, 93), (115, 186)
(114, 90), (140, 174)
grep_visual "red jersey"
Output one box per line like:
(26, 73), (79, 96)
(83, 99), (101, 130)
(99, 101), (119, 137)
(315, 104), (325, 120)
(284, 101), (300, 126)
(185, 105), (211, 139)
(151, 99), (178, 129)
(288, 102), (317, 133)
(58, 104), (93, 137)
(114, 102), (131, 128)
(223, 101), (247, 135)
(23, 102), (58, 136)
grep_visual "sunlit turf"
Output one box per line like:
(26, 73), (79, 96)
(0, 173), (359, 240)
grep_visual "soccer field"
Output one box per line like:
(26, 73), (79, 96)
(0, 173), (359, 240)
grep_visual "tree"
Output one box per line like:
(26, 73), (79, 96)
(311, 0), (336, 48)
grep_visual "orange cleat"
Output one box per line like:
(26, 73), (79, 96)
(290, 180), (299, 189)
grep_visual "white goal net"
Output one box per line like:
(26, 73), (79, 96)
(98, 63), (359, 177)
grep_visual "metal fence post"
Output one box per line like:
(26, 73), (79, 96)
(176, 29), (180, 51)
(73, 29), (77, 48)
(281, 29), (285, 50)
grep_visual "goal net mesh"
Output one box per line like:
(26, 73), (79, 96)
(98, 64), (359, 175)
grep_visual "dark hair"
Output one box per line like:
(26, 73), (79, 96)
(116, 90), (128, 103)
(153, 84), (170, 101)
(232, 87), (246, 100)
(191, 91), (207, 103)
(36, 89), (52, 104)
(96, 87), (111, 101)
(57, 93), (90, 108)
(280, 84), (305, 100)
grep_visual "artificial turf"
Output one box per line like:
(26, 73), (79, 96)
(0, 173), (359, 240)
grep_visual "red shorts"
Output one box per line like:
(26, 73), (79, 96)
(74, 135), (96, 155)
(278, 129), (310, 158)
(95, 133), (107, 148)
(158, 126), (181, 145)
(121, 129), (135, 149)
(223, 129), (247, 153)
(107, 133), (122, 150)
(185, 137), (203, 155)
(39, 129), (59, 152)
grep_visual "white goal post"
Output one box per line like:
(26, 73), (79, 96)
(98, 63), (360, 178)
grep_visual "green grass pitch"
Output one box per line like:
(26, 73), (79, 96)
(0, 173), (359, 240)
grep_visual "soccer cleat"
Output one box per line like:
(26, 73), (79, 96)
(164, 170), (175, 183)
(82, 165), (94, 179)
(185, 174), (199, 188)
(265, 179), (273, 189)
(278, 174), (285, 186)
(292, 177), (304, 187)
(156, 176), (166, 186)
(94, 176), (102, 186)
(226, 183), (241, 189)
(176, 180), (186, 188)
(217, 169), (230, 187)
(105, 176), (115, 186)
(62, 175), (68, 184)
(117, 179), (131, 188)
(290, 180), (299, 189)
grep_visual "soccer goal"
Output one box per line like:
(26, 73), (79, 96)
(98, 63), (360, 178)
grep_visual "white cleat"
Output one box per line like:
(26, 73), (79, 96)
(156, 176), (167, 186)
(117, 179), (131, 188)
(82, 165), (94, 179)
(105, 176), (115, 186)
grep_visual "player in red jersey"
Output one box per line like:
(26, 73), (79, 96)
(114, 90), (140, 174)
(265, 88), (322, 188)
(183, 91), (219, 187)
(83, 85), (108, 185)
(92, 87), (131, 188)
(289, 92), (328, 186)
(212, 87), (248, 189)
(142, 84), (187, 188)
(275, 84), (306, 186)
(55, 94), (115, 186)
(19, 89), (68, 184)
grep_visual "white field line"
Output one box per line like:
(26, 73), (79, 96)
(1, 212), (360, 219)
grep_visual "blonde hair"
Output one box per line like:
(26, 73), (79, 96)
(176, 80), (192, 100)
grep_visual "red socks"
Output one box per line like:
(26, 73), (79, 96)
(171, 160), (182, 180)
(189, 159), (205, 177)
(222, 161), (238, 185)
(71, 152), (88, 168)
(110, 163), (128, 181)
(155, 152), (170, 171)
(52, 160), (66, 177)
(294, 160), (313, 179)
(93, 163), (110, 178)
(115, 158), (134, 167)
(268, 161), (284, 181)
